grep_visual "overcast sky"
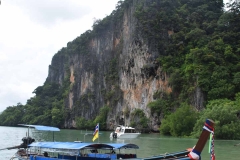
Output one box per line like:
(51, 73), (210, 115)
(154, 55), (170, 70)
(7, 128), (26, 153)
(0, 0), (119, 112)
(0, 0), (231, 113)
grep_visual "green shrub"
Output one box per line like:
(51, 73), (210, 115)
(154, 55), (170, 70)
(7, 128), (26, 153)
(191, 96), (240, 139)
(131, 109), (149, 129)
(76, 117), (94, 130)
(93, 106), (110, 130)
(160, 103), (198, 137)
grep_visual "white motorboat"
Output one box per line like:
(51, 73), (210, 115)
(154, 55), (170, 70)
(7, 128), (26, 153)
(110, 125), (141, 139)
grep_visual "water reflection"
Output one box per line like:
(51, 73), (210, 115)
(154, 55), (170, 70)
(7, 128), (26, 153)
(109, 138), (126, 143)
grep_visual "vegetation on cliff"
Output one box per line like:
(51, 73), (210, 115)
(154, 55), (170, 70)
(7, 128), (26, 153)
(135, 0), (240, 138)
(0, 0), (240, 139)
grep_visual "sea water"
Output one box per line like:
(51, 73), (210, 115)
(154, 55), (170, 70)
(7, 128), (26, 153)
(0, 126), (239, 160)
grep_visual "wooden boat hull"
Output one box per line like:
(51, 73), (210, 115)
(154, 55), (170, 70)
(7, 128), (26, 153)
(143, 150), (190, 160)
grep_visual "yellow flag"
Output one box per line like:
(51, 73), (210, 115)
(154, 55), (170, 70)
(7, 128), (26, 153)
(92, 131), (99, 141)
(92, 123), (99, 141)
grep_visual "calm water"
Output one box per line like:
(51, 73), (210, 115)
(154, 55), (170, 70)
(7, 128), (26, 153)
(0, 126), (239, 160)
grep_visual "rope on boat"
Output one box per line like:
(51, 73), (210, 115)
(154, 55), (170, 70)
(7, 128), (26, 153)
(151, 152), (178, 159)
(9, 153), (17, 160)
(163, 152), (178, 158)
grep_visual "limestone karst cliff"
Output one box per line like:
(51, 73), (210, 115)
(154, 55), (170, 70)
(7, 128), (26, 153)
(46, 0), (172, 130)
(45, 0), (235, 130)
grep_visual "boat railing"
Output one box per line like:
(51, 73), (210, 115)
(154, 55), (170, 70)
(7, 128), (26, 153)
(58, 154), (113, 160)
(29, 155), (65, 160)
(117, 153), (137, 159)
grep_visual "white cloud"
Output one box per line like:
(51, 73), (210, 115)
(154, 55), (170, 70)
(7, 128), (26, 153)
(0, 0), (119, 112)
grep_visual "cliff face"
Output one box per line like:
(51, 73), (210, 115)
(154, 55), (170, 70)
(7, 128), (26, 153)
(47, 0), (203, 130)
(116, 1), (172, 130)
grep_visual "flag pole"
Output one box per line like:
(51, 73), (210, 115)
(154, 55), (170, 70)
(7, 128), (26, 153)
(98, 123), (99, 143)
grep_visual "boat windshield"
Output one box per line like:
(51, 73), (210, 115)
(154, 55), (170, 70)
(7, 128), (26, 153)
(125, 129), (136, 133)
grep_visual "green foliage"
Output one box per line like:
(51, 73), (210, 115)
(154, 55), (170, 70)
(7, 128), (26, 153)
(147, 100), (163, 116)
(192, 94), (240, 139)
(93, 106), (110, 130)
(159, 118), (171, 135)
(131, 109), (144, 117)
(233, 72), (240, 91)
(235, 92), (240, 103)
(130, 109), (149, 129)
(0, 103), (24, 126)
(67, 30), (92, 54)
(51, 107), (64, 127)
(160, 104), (199, 137)
(105, 58), (119, 83)
(129, 121), (136, 128)
(76, 117), (94, 130)
(135, 0), (239, 107)
(148, 91), (174, 116)
(139, 116), (149, 128)
(0, 80), (67, 127)
(76, 117), (87, 129)
(120, 107), (129, 119)
(103, 57), (122, 106)
(168, 69), (184, 92)
(148, 99), (170, 116)
(91, 0), (129, 37)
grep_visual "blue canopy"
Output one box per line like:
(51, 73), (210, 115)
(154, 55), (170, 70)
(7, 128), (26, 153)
(106, 143), (139, 149)
(18, 124), (60, 131)
(28, 142), (139, 150)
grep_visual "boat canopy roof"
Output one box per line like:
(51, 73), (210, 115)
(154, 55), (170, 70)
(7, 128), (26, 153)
(28, 142), (139, 150)
(107, 143), (139, 149)
(117, 125), (135, 129)
(18, 124), (60, 131)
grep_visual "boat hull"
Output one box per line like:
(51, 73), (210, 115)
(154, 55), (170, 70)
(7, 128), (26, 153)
(110, 132), (141, 139)
(118, 133), (141, 138)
